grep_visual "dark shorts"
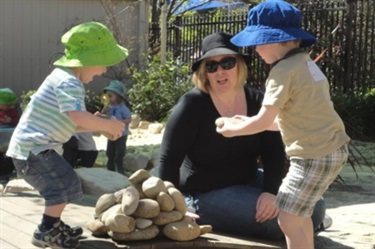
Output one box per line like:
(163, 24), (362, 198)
(12, 150), (83, 206)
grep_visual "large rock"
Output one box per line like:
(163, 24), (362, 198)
(149, 147), (161, 169)
(123, 154), (149, 172)
(2, 179), (35, 194)
(129, 114), (141, 129)
(148, 123), (164, 134)
(75, 168), (131, 195)
(138, 121), (150, 129)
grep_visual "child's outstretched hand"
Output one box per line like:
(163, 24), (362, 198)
(215, 116), (246, 137)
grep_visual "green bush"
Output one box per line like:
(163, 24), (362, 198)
(128, 55), (193, 122)
(332, 88), (375, 141)
(20, 90), (36, 111)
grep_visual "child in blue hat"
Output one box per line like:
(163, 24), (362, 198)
(217, 1), (350, 248)
(99, 80), (132, 175)
(7, 22), (127, 249)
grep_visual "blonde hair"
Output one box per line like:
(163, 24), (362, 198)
(192, 55), (248, 93)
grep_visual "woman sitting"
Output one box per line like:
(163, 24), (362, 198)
(159, 32), (326, 239)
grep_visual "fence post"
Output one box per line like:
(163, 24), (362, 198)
(344, 0), (356, 93)
(174, 16), (182, 58)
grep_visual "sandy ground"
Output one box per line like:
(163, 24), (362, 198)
(94, 130), (375, 249)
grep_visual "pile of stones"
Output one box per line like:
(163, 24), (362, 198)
(87, 169), (212, 242)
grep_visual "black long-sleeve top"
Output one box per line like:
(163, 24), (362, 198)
(159, 87), (286, 195)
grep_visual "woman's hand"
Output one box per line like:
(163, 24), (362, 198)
(255, 192), (279, 223)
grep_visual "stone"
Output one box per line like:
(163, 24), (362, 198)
(163, 221), (201, 241)
(86, 219), (109, 236)
(149, 147), (161, 168)
(129, 169), (151, 186)
(142, 176), (166, 198)
(168, 187), (187, 214)
(95, 193), (117, 217)
(109, 225), (159, 241)
(135, 218), (153, 229)
(152, 210), (183, 226)
(138, 121), (150, 129)
(215, 117), (243, 129)
(163, 181), (175, 190)
(114, 189), (126, 203)
(132, 199), (160, 219)
(121, 186), (140, 216)
(99, 204), (122, 223)
(75, 168), (131, 195)
(150, 165), (160, 178)
(199, 225), (213, 235)
(2, 179), (35, 194)
(105, 213), (135, 233)
(123, 154), (149, 172)
(129, 114), (141, 129)
(156, 192), (175, 211)
(148, 123), (164, 134)
(134, 183), (147, 199)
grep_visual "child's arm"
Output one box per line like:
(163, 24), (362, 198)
(217, 105), (279, 137)
(69, 111), (125, 139)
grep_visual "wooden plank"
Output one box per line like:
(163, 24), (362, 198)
(0, 222), (39, 248)
(1, 193), (284, 249)
(0, 239), (18, 249)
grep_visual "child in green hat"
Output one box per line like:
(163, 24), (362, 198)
(6, 21), (128, 249)
(0, 88), (20, 127)
(99, 80), (132, 175)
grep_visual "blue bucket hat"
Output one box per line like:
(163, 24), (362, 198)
(231, 0), (316, 48)
(103, 80), (126, 101)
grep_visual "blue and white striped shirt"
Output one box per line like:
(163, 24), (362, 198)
(7, 67), (86, 160)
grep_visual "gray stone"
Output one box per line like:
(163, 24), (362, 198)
(129, 114), (141, 129)
(148, 123), (164, 134)
(109, 225), (159, 241)
(150, 165), (160, 178)
(2, 179), (35, 194)
(138, 121), (150, 129)
(121, 186), (140, 216)
(75, 168), (131, 195)
(142, 176), (166, 199)
(135, 218), (153, 229)
(129, 169), (151, 185)
(149, 147), (161, 168)
(123, 154), (149, 172)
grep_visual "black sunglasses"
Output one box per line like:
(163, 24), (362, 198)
(205, 57), (237, 73)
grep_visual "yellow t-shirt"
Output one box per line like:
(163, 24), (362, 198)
(263, 52), (350, 159)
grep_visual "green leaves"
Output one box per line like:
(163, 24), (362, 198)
(128, 55), (192, 122)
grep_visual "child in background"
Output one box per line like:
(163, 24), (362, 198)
(0, 88), (20, 127)
(101, 80), (132, 175)
(7, 22), (128, 249)
(218, 1), (350, 248)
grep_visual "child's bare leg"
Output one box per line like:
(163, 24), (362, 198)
(278, 210), (314, 249)
(44, 203), (66, 218)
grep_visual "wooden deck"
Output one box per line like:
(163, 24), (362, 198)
(0, 192), (285, 249)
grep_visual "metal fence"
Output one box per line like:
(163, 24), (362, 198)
(150, 0), (375, 94)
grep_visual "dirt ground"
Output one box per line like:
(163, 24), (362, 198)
(94, 130), (375, 249)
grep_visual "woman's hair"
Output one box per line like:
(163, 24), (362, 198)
(192, 54), (248, 93)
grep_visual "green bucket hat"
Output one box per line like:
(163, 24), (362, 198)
(53, 21), (128, 67)
(103, 80), (126, 100)
(0, 88), (18, 105)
